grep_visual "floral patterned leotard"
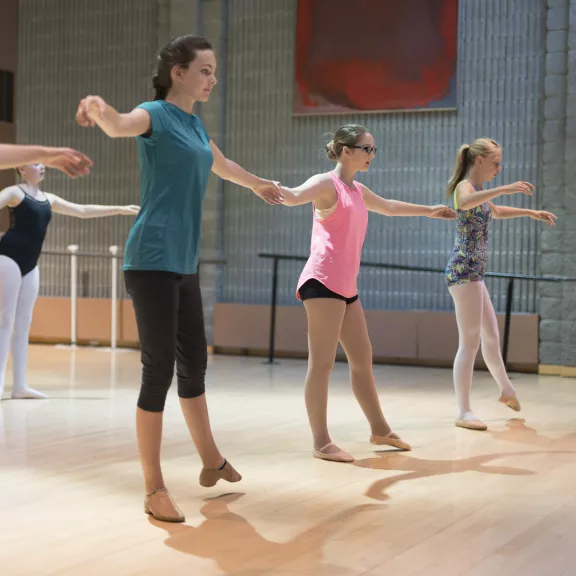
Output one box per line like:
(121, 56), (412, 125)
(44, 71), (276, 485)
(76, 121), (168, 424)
(445, 181), (492, 287)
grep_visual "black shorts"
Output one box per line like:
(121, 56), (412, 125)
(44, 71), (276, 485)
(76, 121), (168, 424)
(299, 279), (358, 305)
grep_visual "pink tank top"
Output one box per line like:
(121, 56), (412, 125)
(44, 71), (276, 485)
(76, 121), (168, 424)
(296, 172), (368, 299)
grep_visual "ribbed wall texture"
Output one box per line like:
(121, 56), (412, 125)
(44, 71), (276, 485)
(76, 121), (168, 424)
(221, 0), (546, 313)
(14, 0), (549, 317)
(17, 0), (158, 298)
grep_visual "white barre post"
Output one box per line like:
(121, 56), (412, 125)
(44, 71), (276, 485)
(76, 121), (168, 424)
(67, 244), (79, 347)
(109, 245), (119, 350)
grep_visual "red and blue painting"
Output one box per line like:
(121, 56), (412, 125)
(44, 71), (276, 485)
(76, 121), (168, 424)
(293, 0), (458, 115)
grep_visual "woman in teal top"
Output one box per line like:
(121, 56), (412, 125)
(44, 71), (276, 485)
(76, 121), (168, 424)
(75, 35), (283, 523)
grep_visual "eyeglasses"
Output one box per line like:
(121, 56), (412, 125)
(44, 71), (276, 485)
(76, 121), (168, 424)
(348, 145), (377, 155)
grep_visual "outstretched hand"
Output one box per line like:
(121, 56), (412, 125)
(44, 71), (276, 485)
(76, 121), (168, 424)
(119, 205), (140, 216)
(429, 205), (457, 220)
(503, 181), (535, 197)
(43, 148), (93, 178)
(76, 95), (107, 128)
(252, 179), (284, 205)
(533, 210), (557, 227)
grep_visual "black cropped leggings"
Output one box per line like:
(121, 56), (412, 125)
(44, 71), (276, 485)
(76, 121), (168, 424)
(124, 270), (207, 412)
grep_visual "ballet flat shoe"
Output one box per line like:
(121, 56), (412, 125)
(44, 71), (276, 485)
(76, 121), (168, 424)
(370, 432), (412, 451)
(144, 487), (185, 523)
(199, 459), (242, 487)
(313, 443), (354, 463)
(499, 394), (521, 412)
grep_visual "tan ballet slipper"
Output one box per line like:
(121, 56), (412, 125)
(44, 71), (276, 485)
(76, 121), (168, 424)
(499, 394), (521, 412)
(313, 443), (354, 463)
(144, 487), (185, 523)
(370, 432), (412, 451)
(199, 459), (242, 488)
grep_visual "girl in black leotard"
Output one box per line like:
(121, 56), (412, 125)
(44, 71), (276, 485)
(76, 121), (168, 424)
(0, 163), (138, 400)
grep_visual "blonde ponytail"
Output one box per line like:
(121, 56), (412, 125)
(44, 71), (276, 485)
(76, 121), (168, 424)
(446, 144), (470, 199)
(446, 138), (500, 199)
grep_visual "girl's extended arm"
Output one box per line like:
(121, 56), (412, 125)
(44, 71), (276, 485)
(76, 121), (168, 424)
(0, 186), (22, 210)
(455, 180), (534, 210)
(0, 145), (91, 177)
(280, 175), (335, 207)
(361, 185), (456, 219)
(209, 140), (283, 205)
(489, 202), (557, 226)
(46, 193), (139, 218)
(75, 95), (150, 138)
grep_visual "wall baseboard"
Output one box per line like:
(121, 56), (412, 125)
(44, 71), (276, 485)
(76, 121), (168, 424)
(214, 303), (541, 372)
(28, 298), (561, 376)
(539, 365), (576, 378)
(213, 346), (539, 374)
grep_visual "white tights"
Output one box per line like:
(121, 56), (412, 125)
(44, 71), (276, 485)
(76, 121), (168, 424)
(449, 281), (516, 419)
(0, 256), (46, 399)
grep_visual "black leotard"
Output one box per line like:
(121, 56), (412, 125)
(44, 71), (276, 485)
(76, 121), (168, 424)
(0, 187), (52, 276)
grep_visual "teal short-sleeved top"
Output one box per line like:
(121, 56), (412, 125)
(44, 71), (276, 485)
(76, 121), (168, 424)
(123, 100), (214, 275)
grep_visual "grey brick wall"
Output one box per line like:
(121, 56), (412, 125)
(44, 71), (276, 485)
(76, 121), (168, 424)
(539, 0), (576, 365)
(561, 0), (576, 365)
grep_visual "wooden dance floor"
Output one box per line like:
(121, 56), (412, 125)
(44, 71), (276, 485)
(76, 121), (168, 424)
(1, 345), (575, 576)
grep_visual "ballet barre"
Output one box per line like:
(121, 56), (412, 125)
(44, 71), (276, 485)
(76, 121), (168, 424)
(41, 248), (225, 349)
(258, 252), (576, 367)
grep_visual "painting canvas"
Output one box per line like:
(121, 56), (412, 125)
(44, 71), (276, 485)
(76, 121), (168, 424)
(293, 0), (458, 115)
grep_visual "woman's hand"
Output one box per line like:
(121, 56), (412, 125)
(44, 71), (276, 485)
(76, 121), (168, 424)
(252, 179), (284, 205)
(118, 205), (140, 216)
(42, 148), (92, 178)
(428, 205), (457, 219)
(501, 182), (535, 196)
(75, 95), (108, 127)
(532, 210), (557, 226)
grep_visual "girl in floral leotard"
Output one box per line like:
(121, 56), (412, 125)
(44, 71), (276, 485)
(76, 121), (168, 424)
(446, 182), (491, 286)
(445, 138), (557, 431)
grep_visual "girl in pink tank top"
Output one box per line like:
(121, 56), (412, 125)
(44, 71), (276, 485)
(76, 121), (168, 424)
(296, 171), (367, 299)
(281, 125), (456, 463)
